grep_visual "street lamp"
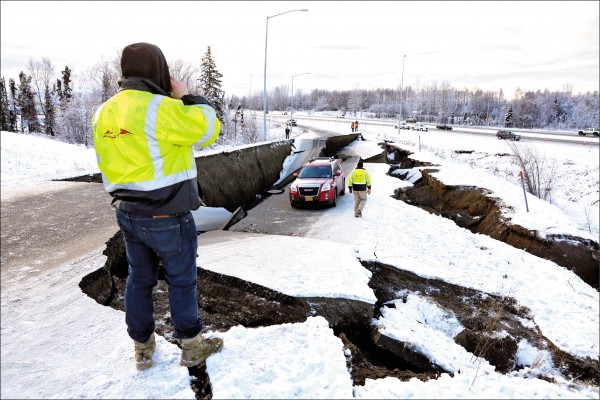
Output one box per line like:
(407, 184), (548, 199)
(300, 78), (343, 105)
(291, 72), (310, 129)
(249, 74), (253, 110)
(263, 8), (308, 141)
(397, 54), (406, 135)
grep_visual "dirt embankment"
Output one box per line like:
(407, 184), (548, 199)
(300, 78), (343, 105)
(384, 144), (599, 289)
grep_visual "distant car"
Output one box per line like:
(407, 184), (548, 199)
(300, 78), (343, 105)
(436, 124), (453, 130)
(282, 111), (288, 115)
(289, 157), (346, 208)
(497, 130), (521, 141)
(287, 119), (297, 126)
(411, 124), (428, 132)
(578, 128), (599, 136)
(406, 118), (417, 123)
(394, 122), (411, 130)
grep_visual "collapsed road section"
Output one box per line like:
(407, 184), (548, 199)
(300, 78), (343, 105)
(79, 230), (599, 399)
(75, 135), (598, 399)
(383, 143), (599, 289)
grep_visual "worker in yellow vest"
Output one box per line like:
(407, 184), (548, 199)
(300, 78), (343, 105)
(347, 159), (372, 217)
(92, 42), (223, 371)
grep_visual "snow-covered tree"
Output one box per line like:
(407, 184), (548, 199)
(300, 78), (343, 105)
(101, 70), (110, 102)
(56, 79), (63, 104)
(169, 58), (199, 92)
(315, 95), (329, 111)
(18, 71), (40, 133)
(88, 57), (120, 102)
(43, 83), (56, 136)
(8, 78), (18, 132)
(61, 66), (73, 106)
(504, 105), (514, 128)
(199, 46), (225, 121)
(27, 58), (55, 123)
(348, 86), (362, 116)
(0, 78), (9, 131)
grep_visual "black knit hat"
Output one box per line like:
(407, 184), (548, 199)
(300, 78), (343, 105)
(120, 42), (171, 95)
(357, 159), (364, 168)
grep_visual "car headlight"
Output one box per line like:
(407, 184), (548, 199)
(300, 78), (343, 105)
(321, 182), (331, 191)
(290, 182), (298, 192)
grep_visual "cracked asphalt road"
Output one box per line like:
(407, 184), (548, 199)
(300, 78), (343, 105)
(1, 181), (118, 286)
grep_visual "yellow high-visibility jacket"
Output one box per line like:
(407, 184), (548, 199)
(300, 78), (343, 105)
(348, 167), (371, 192)
(92, 89), (220, 216)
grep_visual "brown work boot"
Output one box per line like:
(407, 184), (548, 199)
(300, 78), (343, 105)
(134, 333), (156, 370)
(179, 334), (223, 367)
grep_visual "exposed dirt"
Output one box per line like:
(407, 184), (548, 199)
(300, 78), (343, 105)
(79, 231), (599, 399)
(384, 144), (599, 289)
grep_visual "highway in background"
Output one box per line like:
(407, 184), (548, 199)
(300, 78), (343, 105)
(268, 113), (599, 147)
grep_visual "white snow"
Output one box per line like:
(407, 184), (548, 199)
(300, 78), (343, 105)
(1, 120), (598, 399)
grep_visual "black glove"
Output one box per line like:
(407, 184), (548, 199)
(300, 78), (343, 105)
(181, 94), (214, 107)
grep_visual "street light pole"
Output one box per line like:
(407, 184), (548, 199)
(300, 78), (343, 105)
(263, 8), (308, 141)
(249, 74), (252, 110)
(290, 72), (310, 131)
(397, 54), (406, 135)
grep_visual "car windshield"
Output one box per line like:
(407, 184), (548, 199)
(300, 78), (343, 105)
(298, 165), (332, 178)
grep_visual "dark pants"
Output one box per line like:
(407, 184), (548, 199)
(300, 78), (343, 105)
(115, 209), (202, 343)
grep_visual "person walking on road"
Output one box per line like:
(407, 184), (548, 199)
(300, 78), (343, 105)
(91, 42), (224, 371)
(355, 120), (359, 132)
(351, 121), (356, 132)
(348, 159), (372, 217)
(285, 123), (291, 139)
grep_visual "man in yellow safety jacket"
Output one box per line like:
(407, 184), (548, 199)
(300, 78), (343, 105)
(348, 159), (372, 217)
(92, 42), (223, 371)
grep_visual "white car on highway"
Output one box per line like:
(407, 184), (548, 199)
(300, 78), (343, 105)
(395, 122), (411, 130)
(411, 124), (428, 132)
(578, 127), (599, 136)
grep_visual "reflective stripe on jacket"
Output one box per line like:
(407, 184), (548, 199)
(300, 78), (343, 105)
(348, 168), (371, 191)
(92, 89), (220, 215)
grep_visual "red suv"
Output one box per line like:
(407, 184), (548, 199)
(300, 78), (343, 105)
(289, 157), (346, 207)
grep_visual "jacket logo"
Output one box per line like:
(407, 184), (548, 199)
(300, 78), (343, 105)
(103, 127), (134, 139)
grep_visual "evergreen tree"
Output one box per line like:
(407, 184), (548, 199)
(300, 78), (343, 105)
(199, 46), (225, 121)
(504, 105), (514, 128)
(56, 79), (63, 104)
(18, 71), (40, 133)
(8, 78), (17, 132)
(61, 66), (72, 103)
(0, 77), (10, 131)
(43, 83), (56, 136)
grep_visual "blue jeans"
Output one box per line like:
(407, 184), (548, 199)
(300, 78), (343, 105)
(115, 209), (202, 343)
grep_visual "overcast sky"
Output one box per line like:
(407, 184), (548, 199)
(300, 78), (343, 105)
(1, 1), (598, 100)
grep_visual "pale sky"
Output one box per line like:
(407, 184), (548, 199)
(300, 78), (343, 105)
(1, 1), (599, 100)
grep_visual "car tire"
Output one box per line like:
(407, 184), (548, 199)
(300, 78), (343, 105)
(290, 202), (299, 208)
(331, 191), (337, 207)
(340, 179), (345, 195)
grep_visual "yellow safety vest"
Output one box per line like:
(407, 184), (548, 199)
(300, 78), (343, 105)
(348, 168), (371, 190)
(92, 90), (220, 193)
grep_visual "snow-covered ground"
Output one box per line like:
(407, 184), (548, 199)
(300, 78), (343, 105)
(1, 121), (598, 399)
